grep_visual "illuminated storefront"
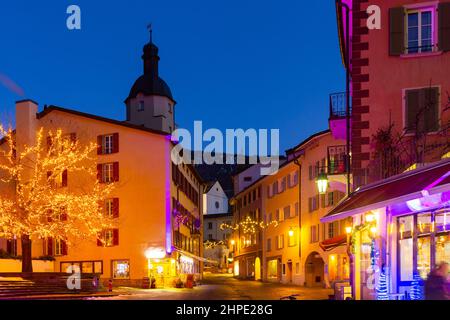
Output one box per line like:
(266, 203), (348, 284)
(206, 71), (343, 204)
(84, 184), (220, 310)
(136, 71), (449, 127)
(322, 160), (450, 300)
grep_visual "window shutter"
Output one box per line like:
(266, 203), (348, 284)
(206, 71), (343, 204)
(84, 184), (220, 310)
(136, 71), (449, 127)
(389, 7), (405, 56)
(46, 136), (52, 152)
(47, 209), (53, 222)
(61, 207), (68, 221)
(308, 198), (312, 213)
(423, 87), (439, 132)
(47, 238), (53, 256)
(97, 232), (103, 246)
(70, 133), (77, 143)
(308, 165), (313, 180)
(406, 89), (421, 133)
(439, 2), (450, 52)
(97, 135), (103, 155)
(112, 133), (119, 153)
(321, 194), (326, 208)
(113, 229), (119, 246)
(62, 170), (68, 187)
(62, 240), (68, 255)
(113, 198), (119, 218)
(316, 194), (320, 210)
(97, 164), (103, 182)
(113, 162), (119, 182)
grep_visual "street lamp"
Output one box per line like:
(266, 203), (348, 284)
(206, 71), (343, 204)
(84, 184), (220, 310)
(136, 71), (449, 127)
(316, 172), (329, 194)
(288, 228), (294, 238)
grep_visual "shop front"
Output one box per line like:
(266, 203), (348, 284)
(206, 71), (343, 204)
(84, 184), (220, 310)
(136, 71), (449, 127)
(145, 247), (202, 288)
(322, 160), (450, 300)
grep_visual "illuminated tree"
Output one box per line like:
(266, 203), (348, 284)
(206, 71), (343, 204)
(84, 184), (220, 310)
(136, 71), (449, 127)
(376, 266), (389, 300)
(0, 125), (115, 272)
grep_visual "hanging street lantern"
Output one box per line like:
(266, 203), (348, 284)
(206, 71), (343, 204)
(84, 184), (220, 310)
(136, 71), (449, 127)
(316, 172), (329, 194)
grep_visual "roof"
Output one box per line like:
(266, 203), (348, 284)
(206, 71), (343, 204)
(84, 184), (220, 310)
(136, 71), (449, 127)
(125, 75), (174, 103)
(231, 130), (332, 200)
(322, 159), (450, 222)
(285, 129), (330, 155)
(38, 105), (169, 136)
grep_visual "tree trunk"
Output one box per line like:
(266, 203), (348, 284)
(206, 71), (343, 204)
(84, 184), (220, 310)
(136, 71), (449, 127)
(21, 234), (33, 273)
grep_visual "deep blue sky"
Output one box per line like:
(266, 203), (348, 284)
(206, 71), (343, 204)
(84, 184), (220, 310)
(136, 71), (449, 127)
(0, 0), (344, 152)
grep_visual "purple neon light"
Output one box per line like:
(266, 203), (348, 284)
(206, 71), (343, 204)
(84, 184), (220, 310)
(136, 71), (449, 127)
(165, 135), (173, 254)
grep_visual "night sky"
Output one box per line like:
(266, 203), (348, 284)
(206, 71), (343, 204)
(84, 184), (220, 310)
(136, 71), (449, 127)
(0, 0), (344, 152)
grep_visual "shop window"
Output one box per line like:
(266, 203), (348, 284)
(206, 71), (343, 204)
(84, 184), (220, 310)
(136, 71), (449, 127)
(267, 260), (278, 279)
(417, 236), (431, 279)
(435, 233), (450, 267)
(112, 260), (130, 279)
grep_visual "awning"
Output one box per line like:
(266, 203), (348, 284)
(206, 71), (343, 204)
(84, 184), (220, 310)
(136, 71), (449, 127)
(321, 159), (450, 223)
(319, 234), (347, 251)
(173, 248), (212, 263)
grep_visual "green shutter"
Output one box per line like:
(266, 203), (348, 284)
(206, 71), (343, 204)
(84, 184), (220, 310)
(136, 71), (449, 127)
(390, 7), (406, 56)
(439, 2), (450, 52)
(423, 87), (440, 132)
(406, 89), (421, 133)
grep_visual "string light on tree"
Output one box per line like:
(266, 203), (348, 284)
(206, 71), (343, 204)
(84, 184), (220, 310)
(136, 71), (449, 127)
(0, 126), (115, 272)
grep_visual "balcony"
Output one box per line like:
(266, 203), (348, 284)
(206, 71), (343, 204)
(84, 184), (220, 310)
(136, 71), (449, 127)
(329, 92), (352, 119)
(327, 145), (348, 175)
(329, 92), (352, 141)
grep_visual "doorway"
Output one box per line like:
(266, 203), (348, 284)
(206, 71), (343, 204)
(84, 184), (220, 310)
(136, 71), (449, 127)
(305, 252), (325, 287)
(255, 257), (261, 281)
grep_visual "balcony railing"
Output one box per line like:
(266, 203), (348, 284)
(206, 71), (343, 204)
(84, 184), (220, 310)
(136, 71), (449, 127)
(329, 92), (352, 119)
(328, 145), (349, 175)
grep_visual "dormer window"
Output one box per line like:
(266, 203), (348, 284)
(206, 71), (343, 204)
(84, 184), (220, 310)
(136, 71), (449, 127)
(138, 101), (144, 112)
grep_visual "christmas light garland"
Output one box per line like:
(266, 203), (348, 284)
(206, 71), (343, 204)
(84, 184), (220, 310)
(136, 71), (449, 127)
(220, 215), (279, 234)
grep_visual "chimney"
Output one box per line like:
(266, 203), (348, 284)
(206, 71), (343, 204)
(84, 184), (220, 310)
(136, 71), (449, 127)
(15, 99), (38, 156)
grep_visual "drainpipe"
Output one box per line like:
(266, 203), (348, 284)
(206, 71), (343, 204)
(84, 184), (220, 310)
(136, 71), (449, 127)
(293, 160), (302, 260)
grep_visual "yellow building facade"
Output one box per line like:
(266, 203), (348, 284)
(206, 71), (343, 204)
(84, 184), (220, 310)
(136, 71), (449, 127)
(230, 130), (352, 288)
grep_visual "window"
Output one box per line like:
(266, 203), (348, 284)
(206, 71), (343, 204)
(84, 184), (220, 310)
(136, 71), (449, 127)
(208, 234), (213, 240)
(138, 101), (144, 112)
(103, 135), (113, 154)
(282, 264), (286, 275)
(54, 239), (63, 256)
(112, 260), (130, 279)
(243, 176), (252, 182)
(295, 262), (300, 274)
(405, 87), (439, 134)
(215, 201), (220, 209)
(267, 238), (272, 252)
(283, 206), (291, 220)
(208, 222), (213, 230)
(288, 231), (297, 247)
(98, 229), (119, 247)
(105, 199), (117, 218)
(310, 225), (319, 243)
(328, 221), (339, 239)
(275, 210), (280, 222)
(98, 133), (119, 155)
(99, 162), (119, 183)
(267, 213), (272, 223)
(277, 234), (284, 249)
(407, 9), (434, 54)
(168, 102), (172, 113)
(103, 163), (114, 183)
(105, 230), (114, 246)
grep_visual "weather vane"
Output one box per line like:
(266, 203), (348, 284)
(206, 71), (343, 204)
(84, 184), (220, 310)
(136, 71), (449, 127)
(147, 23), (153, 43)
